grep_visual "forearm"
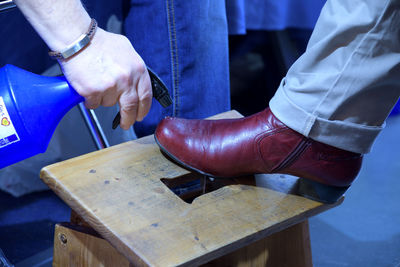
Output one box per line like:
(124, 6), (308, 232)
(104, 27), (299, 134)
(14, 0), (91, 51)
(14, 0), (152, 129)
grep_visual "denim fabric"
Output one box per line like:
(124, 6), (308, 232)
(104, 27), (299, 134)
(245, 0), (326, 30)
(125, 0), (231, 137)
(225, 0), (326, 35)
(226, 0), (246, 34)
(0, 0), (124, 72)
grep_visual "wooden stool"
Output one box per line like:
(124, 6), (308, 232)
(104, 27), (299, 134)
(41, 111), (341, 267)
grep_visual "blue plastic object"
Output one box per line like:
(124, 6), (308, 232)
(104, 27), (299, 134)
(389, 99), (400, 117)
(0, 64), (83, 169)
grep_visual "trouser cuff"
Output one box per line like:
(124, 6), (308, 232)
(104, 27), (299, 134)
(269, 85), (384, 154)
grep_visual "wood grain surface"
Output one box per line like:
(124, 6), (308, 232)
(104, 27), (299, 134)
(53, 223), (132, 267)
(41, 110), (340, 266)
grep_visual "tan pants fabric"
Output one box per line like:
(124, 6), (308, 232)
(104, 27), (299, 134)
(270, 0), (400, 154)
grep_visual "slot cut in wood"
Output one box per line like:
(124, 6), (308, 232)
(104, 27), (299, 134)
(161, 173), (257, 203)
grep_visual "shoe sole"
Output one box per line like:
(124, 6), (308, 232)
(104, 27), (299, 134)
(154, 135), (348, 204)
(154, 135), (220, 178)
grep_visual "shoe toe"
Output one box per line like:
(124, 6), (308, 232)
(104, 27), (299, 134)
(155, 117), (178, 150)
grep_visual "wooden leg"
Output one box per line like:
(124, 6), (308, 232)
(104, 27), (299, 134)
(204, 220), (313, 267)
(53, 220), (312, 267)
(53, 223), (131, 267)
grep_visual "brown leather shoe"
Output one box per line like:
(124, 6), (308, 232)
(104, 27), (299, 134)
(154, 108), (363, 203)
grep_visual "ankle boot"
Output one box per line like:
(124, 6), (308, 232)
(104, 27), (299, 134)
(154, 108), (363, 203)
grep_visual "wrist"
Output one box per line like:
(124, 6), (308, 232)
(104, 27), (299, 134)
(49, 18), (97, 60)
(14, 0), (91, 51)
(44, 16), (92, 51)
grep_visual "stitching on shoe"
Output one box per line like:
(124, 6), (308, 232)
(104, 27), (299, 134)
(274, 138), (312, 172)
(254, 127), (289, 171)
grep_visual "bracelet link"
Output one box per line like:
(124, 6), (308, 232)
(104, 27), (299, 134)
(48, 18), (97, 60)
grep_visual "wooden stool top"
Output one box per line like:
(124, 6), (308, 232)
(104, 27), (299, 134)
(41, 110), (341, 267)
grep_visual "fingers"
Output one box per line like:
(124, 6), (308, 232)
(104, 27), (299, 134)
(118, 69), (152, 129)
(84, 94), (102, 109)
(136, 69), (152, 121)
(118, 92), (139, 130)
(83, 76), (118, 109)
(100, 88), (119, 107)
(81, 64), (151, 130)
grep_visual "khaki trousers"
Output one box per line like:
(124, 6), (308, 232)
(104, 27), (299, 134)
(270, 0), (400, 154)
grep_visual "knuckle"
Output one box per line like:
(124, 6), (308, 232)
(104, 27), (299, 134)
(102, 98), (117, 107)
(77, 81), (107, 97)
(117, 70), (131, 85)
(134, 62), (147, 76)
(121, 105), (137, 114)
(139, 89), (152, 102)
(80, 87), (98, 98)
(103, 77), (117, 90)
(121, 96), (139, 112)
(85, 100), (98, 109)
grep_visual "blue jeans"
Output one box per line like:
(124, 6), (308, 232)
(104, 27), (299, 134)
(124, 0), (231, 137)
(226, 0), (326, 34)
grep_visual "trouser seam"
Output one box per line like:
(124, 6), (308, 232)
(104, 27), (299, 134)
(166, 0), (180, 117)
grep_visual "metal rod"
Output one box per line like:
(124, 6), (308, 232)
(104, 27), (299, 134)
(0, 0), (16, 12)
(78, 103), (110, 150)
(89, 108), (110, 148)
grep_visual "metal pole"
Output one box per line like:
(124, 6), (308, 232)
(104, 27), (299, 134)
(0, 0), (16, 12)
(78, 103), (110, 150)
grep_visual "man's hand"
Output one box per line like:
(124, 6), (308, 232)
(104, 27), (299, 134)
(60, 28), (152, 130)
(14, 0), (152, 130)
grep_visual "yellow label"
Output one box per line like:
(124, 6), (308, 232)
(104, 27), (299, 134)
(0, 96), (20, 148)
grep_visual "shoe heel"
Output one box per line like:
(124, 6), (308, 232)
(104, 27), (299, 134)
(298, 178), (349, 204)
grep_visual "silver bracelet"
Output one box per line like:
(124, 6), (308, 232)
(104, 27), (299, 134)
(48, 19), (97, 60)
